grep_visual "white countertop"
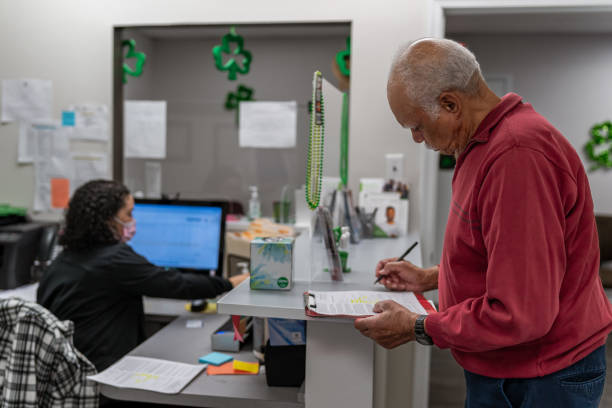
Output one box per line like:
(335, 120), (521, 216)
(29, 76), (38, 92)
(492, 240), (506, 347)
(218, 233), (421, 320)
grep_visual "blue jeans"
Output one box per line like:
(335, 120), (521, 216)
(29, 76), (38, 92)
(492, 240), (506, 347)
(464, 345), (606, 408)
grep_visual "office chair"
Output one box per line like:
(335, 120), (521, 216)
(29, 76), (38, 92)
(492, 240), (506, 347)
(31, 224), (60, 282)
(0, 298), (98, 407)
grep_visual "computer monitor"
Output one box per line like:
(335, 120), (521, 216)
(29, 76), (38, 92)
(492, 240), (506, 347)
(128, 199), (227, 276)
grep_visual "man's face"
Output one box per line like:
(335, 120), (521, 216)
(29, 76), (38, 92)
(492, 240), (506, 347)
(386, 207), (395, 222)
(387, 80), (462, 156)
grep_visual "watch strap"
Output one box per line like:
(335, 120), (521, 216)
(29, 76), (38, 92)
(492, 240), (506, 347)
(415, 315), (434, 346)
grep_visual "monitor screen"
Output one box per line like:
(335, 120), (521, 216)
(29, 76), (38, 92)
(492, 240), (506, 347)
(128, 201), (225, 272)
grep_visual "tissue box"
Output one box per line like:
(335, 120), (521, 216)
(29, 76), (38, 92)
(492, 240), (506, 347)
(250, 237), (294, 290)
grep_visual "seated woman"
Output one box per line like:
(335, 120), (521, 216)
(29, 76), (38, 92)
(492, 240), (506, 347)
(37, 179), (247, 371)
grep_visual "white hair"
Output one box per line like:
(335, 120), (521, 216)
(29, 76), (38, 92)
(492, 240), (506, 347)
(390, 38), (482, 117)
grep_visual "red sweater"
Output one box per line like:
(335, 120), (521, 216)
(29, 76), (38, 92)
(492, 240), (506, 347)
(425, 93), (612, 378)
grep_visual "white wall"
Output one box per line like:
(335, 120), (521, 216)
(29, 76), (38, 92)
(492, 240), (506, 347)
(0, 1), (431, 407)
(450, 32), (612, 215)
(0, 0), (429, 233)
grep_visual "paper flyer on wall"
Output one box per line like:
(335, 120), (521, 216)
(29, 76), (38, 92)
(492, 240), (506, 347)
(30, 122), (74, 212)
(239, 101), (297, 148)
(71, 152), (109, 193)
(68, 103), (109, 141)
(144, 161), (162, 198)
(18, 122), (37, 163)
(88, 356), (206, 394)
(1, 79), (52, 123)
(124, 100), (167, 158)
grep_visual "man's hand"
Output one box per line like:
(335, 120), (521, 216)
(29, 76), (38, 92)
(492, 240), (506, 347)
(375, 259), (438, 292)
(354, 300), (418, 349)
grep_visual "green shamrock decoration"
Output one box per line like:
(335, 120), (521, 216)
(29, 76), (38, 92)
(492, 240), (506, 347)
(225, 84), (254, 110)
(122, 39), (147, 84)
(212, 26), (252, 81)
(336, 36), (351, 76)
(585, 121), (612, 171)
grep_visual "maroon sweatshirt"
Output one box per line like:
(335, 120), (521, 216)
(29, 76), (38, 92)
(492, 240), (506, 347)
(425, 93), (612, 378)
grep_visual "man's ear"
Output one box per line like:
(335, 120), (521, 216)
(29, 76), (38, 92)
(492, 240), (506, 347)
(439, 92), (461, 115)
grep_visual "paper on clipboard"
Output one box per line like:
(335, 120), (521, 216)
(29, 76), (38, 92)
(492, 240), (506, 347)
(304, 290), (435, 318)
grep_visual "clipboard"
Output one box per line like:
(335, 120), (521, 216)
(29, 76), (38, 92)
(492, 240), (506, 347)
(303, 290), (436, 319)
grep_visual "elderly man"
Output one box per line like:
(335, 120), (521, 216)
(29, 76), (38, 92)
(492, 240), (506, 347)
(355, 38), (612, 407)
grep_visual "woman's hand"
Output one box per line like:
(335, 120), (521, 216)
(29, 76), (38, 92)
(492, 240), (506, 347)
(229, 273), (249, 287)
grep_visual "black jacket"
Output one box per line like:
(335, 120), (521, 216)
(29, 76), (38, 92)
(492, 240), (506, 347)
(37, 243), (232, 371)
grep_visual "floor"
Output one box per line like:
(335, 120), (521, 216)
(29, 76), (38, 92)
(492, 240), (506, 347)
(428, 336), (612, 408)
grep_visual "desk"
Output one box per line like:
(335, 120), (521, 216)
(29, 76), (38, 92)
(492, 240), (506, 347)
(14, 233), (422, 407)
(100, 314), (303, 407)
(218, 232), (422, 408)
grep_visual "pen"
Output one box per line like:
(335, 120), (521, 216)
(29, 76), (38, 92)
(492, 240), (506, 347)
(374, 241), (418, 284)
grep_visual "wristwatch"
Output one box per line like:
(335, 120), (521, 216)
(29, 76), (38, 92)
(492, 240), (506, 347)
(414, 315), (434, 346)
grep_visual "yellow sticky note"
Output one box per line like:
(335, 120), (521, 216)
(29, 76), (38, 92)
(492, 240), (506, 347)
(233, 359), (259, 374)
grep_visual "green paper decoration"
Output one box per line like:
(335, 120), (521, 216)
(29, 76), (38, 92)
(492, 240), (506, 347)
(336, 36), (351, 76)
(122, 39), (146, 84)
(212, 26), (252, 81)
(585, 121), (612, 171)
(225, 84), (254, 110)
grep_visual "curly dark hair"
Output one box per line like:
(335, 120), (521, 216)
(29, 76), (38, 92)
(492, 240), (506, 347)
(59, 179), (130, 251)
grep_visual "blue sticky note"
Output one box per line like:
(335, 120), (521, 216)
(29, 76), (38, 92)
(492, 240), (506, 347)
(198, 352), (233, 366)
(62, 111), (75, 127)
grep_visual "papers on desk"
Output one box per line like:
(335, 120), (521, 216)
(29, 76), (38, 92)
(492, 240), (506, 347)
(88, 356), (205, 394)
(304, 290), (436, 318)
(0, 283), (39, 302)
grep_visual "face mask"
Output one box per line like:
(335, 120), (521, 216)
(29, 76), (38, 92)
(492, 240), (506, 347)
(114, 217), (136, 242)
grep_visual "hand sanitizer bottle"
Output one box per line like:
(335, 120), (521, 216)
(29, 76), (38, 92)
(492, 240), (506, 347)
(339, 226), (351, 250)
(248, 186), (261, 220)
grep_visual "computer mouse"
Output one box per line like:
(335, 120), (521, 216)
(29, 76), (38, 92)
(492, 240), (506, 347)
(190, 299), (208, 312)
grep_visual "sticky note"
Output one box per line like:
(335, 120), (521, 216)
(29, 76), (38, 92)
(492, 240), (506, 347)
(50, 178), (70, 209)
(198, 352), (233, 366)
(233, 359), (259, 374)
(62, 110), (75, 126)
(207, 361), (256, 375)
